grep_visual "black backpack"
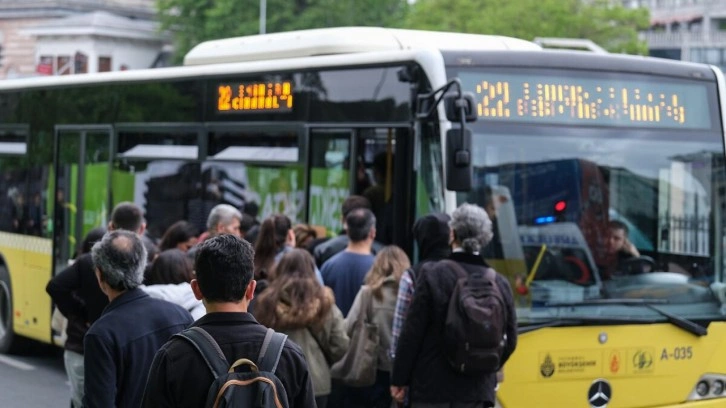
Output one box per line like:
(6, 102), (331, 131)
(442, 260), (507, 375)
(175, 326), (290, 408)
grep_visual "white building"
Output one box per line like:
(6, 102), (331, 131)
(0, 1), (167, 79)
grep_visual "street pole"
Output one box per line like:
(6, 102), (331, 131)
(260, 0), (267, 34)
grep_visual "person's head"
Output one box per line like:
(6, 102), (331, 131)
(193, 234), (255, 305)
(109, 202), (145, 234)
(272, 248), (317, 282)
(346, 208), (376, 243)
(91, 230), (147, 294)
(206, 204), (242, 238)
(607, 220), (629, 255)
(240, 213), (257, 238)
(147, 249), (194, 285)
(340, 195), (371, 227)
(413, 213), (451, 261)
(254, 214), (294, 279)
(365, 245), (410, 299)
(449, 203), (493, 254)
(293, 224), (317, 250)
(79, 227), (106, 256)
(142, 237), (160, 281)
(254, 248), (332, 330)
(243, 201), (259, 219)
(159, 220), (198, 252)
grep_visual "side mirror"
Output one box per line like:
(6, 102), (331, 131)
(444, 92), (477, 123)
(445, 128), (472, 191)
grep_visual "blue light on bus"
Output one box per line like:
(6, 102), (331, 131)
(534, 216), (556, 224)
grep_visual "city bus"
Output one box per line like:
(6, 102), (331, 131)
(0, 27), (725, 407)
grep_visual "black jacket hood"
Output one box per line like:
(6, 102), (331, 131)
(413, 213), (451, 261)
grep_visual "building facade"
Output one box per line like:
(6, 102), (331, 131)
(624, 0), (726, 71)
(0, 1), (166, 79)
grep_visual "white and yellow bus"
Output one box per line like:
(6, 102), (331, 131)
(0, 27), (725, 407)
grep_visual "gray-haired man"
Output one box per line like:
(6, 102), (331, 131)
(207, 203), (243, 238)
(83, 230), (193, 408)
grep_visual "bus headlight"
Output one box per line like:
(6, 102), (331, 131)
(713, 380), (725, 395)
(696, 381), (710, 397)
(688, 374), (726, 400)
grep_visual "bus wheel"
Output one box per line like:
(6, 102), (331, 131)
(0, 266), (16, 354)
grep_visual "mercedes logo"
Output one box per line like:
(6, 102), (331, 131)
(587, 379), (612, 408)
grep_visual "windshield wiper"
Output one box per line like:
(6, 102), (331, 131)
(546, 299), (707, 337)
(519, 316), (657, 334)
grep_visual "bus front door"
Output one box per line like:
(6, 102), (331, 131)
(52, 126), (112, 274)
(307, 127), (413, 252)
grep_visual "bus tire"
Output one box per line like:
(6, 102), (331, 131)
(0, 265), (19, 354)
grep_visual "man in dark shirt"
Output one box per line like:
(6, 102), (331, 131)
(320, 208), (377, 316)
(142, 234), (316, 408)
(45, 202), (147, 408)
(84, 230), (192, 408)
(600, 220), (642, 278)
(313, 195), (383, 267)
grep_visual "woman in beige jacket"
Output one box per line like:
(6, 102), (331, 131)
(345, 245), (410, 408)
(254, 248), (349, 408)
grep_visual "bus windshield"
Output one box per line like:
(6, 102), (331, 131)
(450, 66), (726, 324)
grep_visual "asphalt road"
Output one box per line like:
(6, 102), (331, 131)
(0, 346), (71, 407)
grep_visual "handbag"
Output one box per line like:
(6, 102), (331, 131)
(330, 286), (379, 387)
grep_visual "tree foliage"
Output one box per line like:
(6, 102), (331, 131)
(402, 0), (650, 54)
(156, 0), (409, 61)
(156, 0), (650, 61)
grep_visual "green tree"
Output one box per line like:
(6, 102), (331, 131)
(156, 0), (409, 62)
(403, 0), (650, 54)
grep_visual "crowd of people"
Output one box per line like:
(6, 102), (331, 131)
(46, 195), (519, 408)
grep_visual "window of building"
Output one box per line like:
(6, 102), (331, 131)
(37, 55), (53, 75)
(98, 57), (112, 72)
(74, 52), (88, 74)
(56, 55), (72, 75)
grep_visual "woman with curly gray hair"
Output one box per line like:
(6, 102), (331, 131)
(449, 203), (494, 254)
(390, 202), (517, 408)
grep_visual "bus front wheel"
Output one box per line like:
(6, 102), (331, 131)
(0, 266), (16, 354)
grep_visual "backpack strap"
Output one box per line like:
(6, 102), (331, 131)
(174, 327), (229, 377)
(257, 328), (288, 374)
(483, 267), (501, 293)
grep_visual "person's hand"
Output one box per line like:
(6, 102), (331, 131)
(390, 386), (406, 403)
(624, 239), (640, 257)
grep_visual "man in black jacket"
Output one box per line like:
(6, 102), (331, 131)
(142, 234), (316, 408)
(45, 202), (148, 408)
(390, 203), (518, 408)
(84, 230), (192, 408)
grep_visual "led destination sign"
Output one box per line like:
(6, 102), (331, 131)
(217, 81), (293, 113)
(459, 71), (711, 129)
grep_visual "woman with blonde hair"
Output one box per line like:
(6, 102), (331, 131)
(344, 245), (410, 408)
(254, 248), (349, 408)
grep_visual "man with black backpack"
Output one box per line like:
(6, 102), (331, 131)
(390, 203), (518, 408)
(142, 234), (316, 408)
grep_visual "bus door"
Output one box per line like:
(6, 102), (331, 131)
(307, 129), (354, 238)
(52, 125), (112, 273)
(308, 127), (414, 251)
